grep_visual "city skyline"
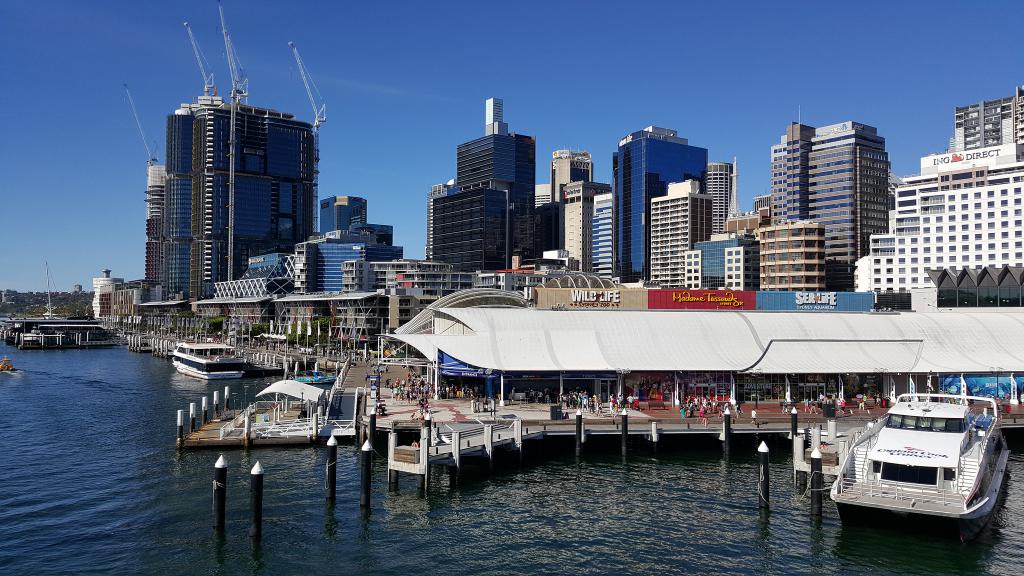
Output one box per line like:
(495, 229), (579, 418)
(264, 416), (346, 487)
(3, 1), (1024, 290)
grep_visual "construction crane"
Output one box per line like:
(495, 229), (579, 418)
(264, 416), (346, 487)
(183, 21), (215, 96)
(218, 0), (247, 281)
(288, 41), (326, 132)
(123, 83), (157, 166)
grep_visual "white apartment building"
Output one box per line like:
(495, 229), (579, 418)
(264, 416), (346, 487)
(858, 144), (1024, 292)
(649, 180), (713, 287)
(341, 259), (475, 297)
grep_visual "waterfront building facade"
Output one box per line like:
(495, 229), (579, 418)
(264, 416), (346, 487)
(858, 144), (1024, 293)
(213, 253), (294, 298)
(319, 195), (367, 234)
(341, 259), (475, 297)
(563, 181), (610, 273)
(162, 103), (199, 298)
(591, 192), (614, 278)
(613, 126), (708, 283)
(770, 121), (890, 290)
(293, 231), (403, 293)
(550, 150), (593, 204)
(758, 221), (827, 290)
(91, 268), (123, 318)
(649, 180), (713, 288)
(706, 160), (737, 234)
(431, 98), (536, 271)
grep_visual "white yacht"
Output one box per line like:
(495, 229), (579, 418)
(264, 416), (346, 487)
(172, 342), (246, 380)
(831, 393), (1009, 541)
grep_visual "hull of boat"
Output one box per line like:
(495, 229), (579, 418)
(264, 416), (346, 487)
(173, 360), (244, 380)
(835, 443), (1009, 542)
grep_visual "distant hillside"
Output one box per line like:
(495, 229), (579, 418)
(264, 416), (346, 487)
(0, 291), (94, 318)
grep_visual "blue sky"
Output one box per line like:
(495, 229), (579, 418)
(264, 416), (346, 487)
(1, 0), (1022, 291)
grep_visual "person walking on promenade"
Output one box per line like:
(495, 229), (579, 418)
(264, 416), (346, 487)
(698, 405), (708, 428)
(751, 408), (758, 428)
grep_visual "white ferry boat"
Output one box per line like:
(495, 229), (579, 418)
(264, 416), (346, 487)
(830, 393), (1009, 541)
(172, 342), (245, 380)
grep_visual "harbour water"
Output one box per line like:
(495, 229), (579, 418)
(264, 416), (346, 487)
(1, 348), (1023, 575)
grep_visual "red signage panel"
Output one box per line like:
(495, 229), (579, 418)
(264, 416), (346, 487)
(648, 289), (756, 310)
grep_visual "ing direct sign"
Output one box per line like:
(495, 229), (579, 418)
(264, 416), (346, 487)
(648, 289), (755, 310)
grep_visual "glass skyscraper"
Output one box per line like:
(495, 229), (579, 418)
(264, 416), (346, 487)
(431, 98), (536, 271)
(162, 96), (316, 299)
(319, 196), (368, 234)
(294, 233), (404, 293)
(612, 126), (708, 283)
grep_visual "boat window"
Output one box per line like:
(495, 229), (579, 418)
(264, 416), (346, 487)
(900, 416), (919, 429)
(943, 468), (956, 481)
(880, 463), (938, 485)
(946, 419), (964, 432)
(887, 414), (904, 428)
(917, 416), (933, 430)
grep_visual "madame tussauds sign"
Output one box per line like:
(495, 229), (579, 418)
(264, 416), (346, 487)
(648, 289), (756, 310)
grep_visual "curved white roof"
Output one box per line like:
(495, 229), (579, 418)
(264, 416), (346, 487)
(390, 308), (1024, 374)
(256, 380), (326, 401)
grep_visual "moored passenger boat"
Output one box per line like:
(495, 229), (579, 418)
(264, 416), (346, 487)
(172, 342), (245, 380)
(830, 393), (1009, 541)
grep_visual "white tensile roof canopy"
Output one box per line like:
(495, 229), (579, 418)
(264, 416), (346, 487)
(256, 380), (326, 401)
(389, 308), (1024, 374)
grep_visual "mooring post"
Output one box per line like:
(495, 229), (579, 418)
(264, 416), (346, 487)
(484, 424), (494, 473)
(650, 420), (659, 453)
(213, 455), (227, 534)
(176, 409), (184, 448)
(387, 430), (399, 492)
(515, 419), (524, 465)
(213, 391), (220, 417)
(758, 441), (770, 511)
(325, 435), (338, 502)
(224, 386), (231, 411)
(793, 432), (807, 490)
(189, 402), (197, 434)
(723, 406), (732, 454)
(810, 448), (823, 517)
(574, 409), (583, 457)
(249, 461), (263, 540)
(790, 407), (798, 441)
(811, 426), (822, 451)
(621, 409), (629, 457)
(201, 396), (208, 427)
(827, 419), (837, 444)
(451, 430), (462, 480)
(368, 412), (377, 455)
(360, 440), (372, 510)
(420, 412), (431, 494)
(243, 412), (251, 449)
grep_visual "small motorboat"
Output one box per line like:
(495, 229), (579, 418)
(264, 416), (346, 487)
(294, 371), (336, 386)
(0, 356), (16, 372)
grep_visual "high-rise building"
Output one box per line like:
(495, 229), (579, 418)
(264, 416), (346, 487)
(683, 233), (759, 290)
(753, 193), (771, 213)
(161, 95), (316, 299)
(857, 144), (1024, 293)
(591, 192), (614, 278)
(534, 202), (563, 256)
(563, 181), (610, 273)
(91, 269), (123, 318)
(769, 121), (890, 290)
(319, 196), (368, 234)
(550, 150), (593, 203)
(758, 221), (826, 291)
(144, 164), (166, 283)
(613, 126), (708, 283)
(425, 181), (456, 260)
(534, 183), (552, 207)
(706, 160), (737, 234)
(953, 86), (1024, 151)
(431, 98), (536, 271)
(649, 180), (713, 288)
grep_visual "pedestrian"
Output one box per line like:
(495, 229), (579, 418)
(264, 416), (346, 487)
(751, 408), (758, 428)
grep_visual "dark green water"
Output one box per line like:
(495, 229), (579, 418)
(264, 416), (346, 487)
(1, 347), (1022, 575)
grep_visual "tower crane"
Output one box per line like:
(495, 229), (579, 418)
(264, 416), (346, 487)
(124, 83), (157, 166)
(289, 41), (325, 230)
(288, 41), (326, 132)
(218, 0), (247, 281)
(183, 21), (215, 96)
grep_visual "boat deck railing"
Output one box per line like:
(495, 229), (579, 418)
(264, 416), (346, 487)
(836, 477), (967, 511)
